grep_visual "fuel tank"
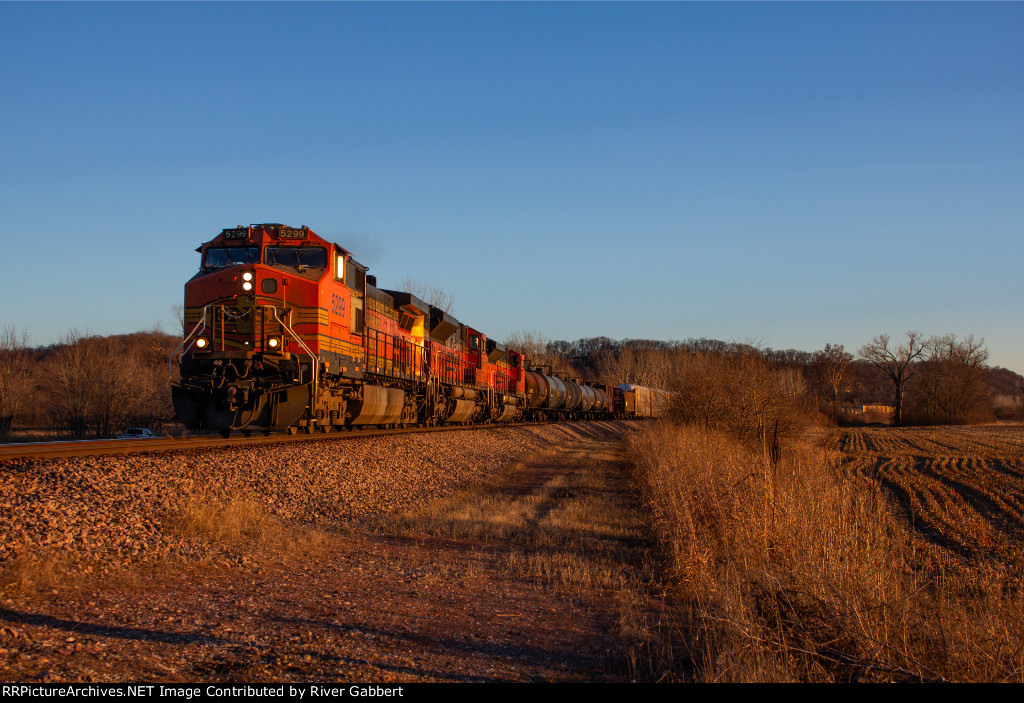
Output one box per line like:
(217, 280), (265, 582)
(350, 385), (406, 425)
(446, 398), (477, 424)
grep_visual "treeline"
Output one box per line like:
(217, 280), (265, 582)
(2, 324), (1019, 440)
(0, 326), (178, 439)
(508, 331), (1024, 428)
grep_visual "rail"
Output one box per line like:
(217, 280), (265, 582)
(0, 418), (586, 462)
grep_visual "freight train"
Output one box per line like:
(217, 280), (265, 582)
(171, 224), (669, 436)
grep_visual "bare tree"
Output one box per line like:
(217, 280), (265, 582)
(171, 303), (185, 335)
(504, 330), (547, 360)
(399, 277), (455, 314)
(0, 326), (34, 437)
(813, 343), (853, 423)
(674, 351), (725, 430)
(858, 332), (929, 426)
(916, 334), (990, 424)
(504, 330), (571, 372)
(46, 330), (171, 438)
(47, 329), (94, 438)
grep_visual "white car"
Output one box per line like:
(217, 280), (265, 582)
(116, 428), (159, 439)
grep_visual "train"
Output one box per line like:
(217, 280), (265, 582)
(170, 223), (669, 436)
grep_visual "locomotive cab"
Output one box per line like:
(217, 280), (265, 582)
(172, 225), (345, 434)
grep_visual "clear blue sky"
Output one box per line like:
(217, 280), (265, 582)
(2, 2), (1022, 371)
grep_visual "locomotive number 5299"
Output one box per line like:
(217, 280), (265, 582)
(331, 293), (345, 316)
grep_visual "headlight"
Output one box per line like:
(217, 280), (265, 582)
(195, 337), (209, 349)
(242, 280), (253, 291)
(242, 272), (254, 282)
(267, 337), (280, 349)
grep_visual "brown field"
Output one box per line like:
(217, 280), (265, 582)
(628, 421), (1024, 682)
(837, 424), (1024, 577)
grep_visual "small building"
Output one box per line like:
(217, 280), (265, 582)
(847, 404), (896, 415)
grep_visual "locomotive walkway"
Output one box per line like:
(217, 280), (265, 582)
(0, 430), (668, 682)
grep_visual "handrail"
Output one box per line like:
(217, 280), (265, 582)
(168, 304), (212, 381)
(265, 305), (318, 405)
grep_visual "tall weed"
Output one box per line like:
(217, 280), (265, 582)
(629, 422), (1024, 682)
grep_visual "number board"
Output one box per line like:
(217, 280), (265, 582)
(278, 227), (307, 240)
(222, 229), (248, 240)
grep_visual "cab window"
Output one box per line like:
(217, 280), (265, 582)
(265, 246), (328, 270)
(204, 247), (260, 269)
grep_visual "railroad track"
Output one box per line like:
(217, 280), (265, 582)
(0, 421), (560, 462)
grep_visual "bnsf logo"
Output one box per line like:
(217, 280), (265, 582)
(331, 293), (346, 316)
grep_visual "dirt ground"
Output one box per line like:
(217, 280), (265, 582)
(0, 432), (661, 683)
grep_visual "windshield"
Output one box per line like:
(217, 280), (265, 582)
(204, 246), (260, 269)
(265, 246), (328, 270)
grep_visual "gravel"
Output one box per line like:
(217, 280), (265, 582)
(0, 421), (629, 572)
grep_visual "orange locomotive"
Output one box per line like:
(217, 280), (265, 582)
(171, 224), (528, 435)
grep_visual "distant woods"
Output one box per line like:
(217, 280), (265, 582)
(0, 326), (33, 436)
(0, 322), (1018, 440)
(398, 277), (455, 315)
(507, 331), (1022, 430)
(0, 325), (178, 440)
(859, 332), (993, 426)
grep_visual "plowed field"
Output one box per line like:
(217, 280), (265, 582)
(837, 424), (1024, 571)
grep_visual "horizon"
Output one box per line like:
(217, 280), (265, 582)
(2, 3), (1021, 373)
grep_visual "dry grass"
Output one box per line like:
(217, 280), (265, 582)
(165, 498), (333, 562)
(628, 421), (1024, 682)
(0, 554), (77, 594)
(0, 549), (164, 595)
(0, 499), (333, 596)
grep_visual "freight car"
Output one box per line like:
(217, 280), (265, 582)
(170, 224), (667, 435)
(614, 384), (671, 419)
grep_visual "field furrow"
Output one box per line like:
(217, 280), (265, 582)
(839, 424), (1024, 572)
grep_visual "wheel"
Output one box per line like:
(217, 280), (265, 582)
(321, 424), (332, 434)
(220, 429), (231, 438)
(242, 430), (252, 437)
(286, 426), (298, 436)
